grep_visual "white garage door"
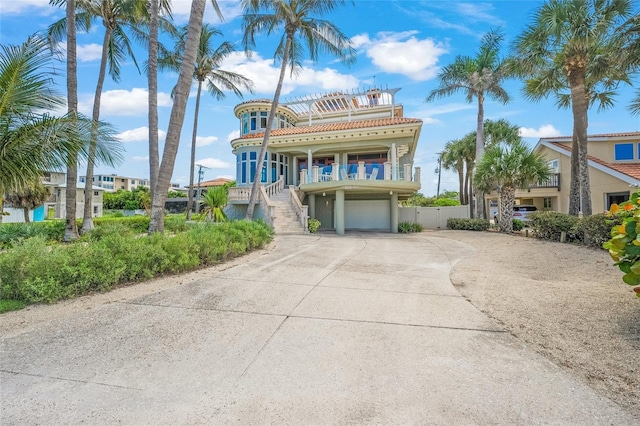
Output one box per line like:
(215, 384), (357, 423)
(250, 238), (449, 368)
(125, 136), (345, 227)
(345, 200), (390, 230)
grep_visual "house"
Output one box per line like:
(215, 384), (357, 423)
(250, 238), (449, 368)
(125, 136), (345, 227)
(227, 87), (423, 234)
(485, 131), (640, 217)
(185, 177), (234, 198)
(80, 174), (180, 192)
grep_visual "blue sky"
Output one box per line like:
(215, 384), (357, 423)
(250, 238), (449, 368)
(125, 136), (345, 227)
(1, 0), (639, 195)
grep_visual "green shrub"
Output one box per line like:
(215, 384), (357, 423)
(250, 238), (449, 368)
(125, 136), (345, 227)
(447, 218), (490, 231)
(577, 213), (623, 248)
(433, 198), (460, 207)
(398, 221), (423, 233)
(512, 219), (525, 232)
(308, 218), (321, 233)
(527, 211), (580, 242)
(0, 221), (65, 248)
(0, 299), (26, 313)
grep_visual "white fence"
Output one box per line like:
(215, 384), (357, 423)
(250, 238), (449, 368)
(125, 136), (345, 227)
(399, 205), (470, 229)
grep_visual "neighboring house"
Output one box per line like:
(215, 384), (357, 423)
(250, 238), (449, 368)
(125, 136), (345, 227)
(185, 177), (234, 199)
(228, 87), (423, 234)
(80, 174), (180, 192)
(44, 182), (105, 219)
(485, 132), (640, 217)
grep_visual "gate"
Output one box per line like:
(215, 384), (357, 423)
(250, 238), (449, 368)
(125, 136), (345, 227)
(398, 205), (470, 229)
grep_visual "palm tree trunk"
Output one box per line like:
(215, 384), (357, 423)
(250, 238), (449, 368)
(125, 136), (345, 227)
(0, 191), (3, 224)
(186, 80), (202, 221)
(23, 208), (30, 223)
(64, 0), (79, 241)
(148, 0), (159, 207)
(498, 186), (515, 233)
(245, 35), (292, 221)
(568, 73), (592, 216)
(149, 0), (206, 233)
(82, 26), (112, 233)
(474, 94), (485, 219)
(457, 161), (464, 204)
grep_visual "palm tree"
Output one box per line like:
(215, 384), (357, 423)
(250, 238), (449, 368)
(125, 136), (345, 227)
(0, 35), (123, 223)
(441, 140), (465, 204)
(4, 181), (51, 223)
(200, 186), (228, 222)
(426, 29), (511, 219)
(159, 24), (253, 220)
(475, 140), (550, 233)
(49, 0), (148, 233)
(149, 0), (223, 233)
(241, 0), (356, 220)
(512, 0), (636, 217)
(625, 14), (640, 115)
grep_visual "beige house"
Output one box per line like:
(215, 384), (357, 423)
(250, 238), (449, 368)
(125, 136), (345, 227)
(228, 87), (422, 234)
(80, 174), (180, 192)
(485, 132), (640, 218)
(44, 172), (105, 219)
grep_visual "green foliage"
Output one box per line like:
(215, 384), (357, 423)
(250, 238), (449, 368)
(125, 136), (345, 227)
(447, 218), (490, 231)
(528, 211), (581, 242)
(167, 190), (186, 198)
(603, 193), (640, 297)
(200, 187), (228, 222)
(512, 219), (525, 232)
(308, 218), (321, 233)
(0, 299), (26, 313)
(434, 198), (460, 207)
(0, 221), (273, 304)
(402, 191), (460, 207)
(0, 220), (65, 248)
(103, 186), (150, 210)
(579, 213), (623, 249)
(398, 221), (423, 233)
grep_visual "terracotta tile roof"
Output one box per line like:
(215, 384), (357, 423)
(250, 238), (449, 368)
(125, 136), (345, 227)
(548, 142), (640, 180)
(239, 117), (422, 139)
(187, 177), (234, 189)
(541, 131), (640, 140)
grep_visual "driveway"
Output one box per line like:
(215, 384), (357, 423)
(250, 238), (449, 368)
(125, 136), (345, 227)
(1, 233), (635, 424)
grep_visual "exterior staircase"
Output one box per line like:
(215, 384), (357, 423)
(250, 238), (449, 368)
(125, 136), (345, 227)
(268, 189), (307, 235)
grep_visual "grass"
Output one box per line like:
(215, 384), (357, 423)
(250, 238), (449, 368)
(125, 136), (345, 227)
(0, 299), (27, 313)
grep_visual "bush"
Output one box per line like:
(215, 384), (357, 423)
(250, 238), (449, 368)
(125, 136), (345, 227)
(577, 213), (623, 248)
(527, 211), (580, 242)
(512, 219), (525, 232)
(0, 221), (65, 248)
(308, 218), (321, 233)
(447, 218), (490, 231)
(0, 220), (273, 304)
(433, 198), (460, 207)
(398, 221), (423, 233)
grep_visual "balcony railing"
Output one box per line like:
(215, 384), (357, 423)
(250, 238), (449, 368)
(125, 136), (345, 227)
(299, 162), (420, 184)
(529, 173), (560, 191)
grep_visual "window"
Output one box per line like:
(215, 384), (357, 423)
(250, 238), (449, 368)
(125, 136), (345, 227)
(260, 112), (268, 129)
(249, 152), (257, 183)
(94, 191), (99, 196)
(242, 113), (248, 135)
(250, 112), (257, 131)
(614, 143), (634, 161)
(607, 192), (630, 210)
(548, 159), (559, 173)
(543, 197), (552, 209)
(241, 152), (247, 184)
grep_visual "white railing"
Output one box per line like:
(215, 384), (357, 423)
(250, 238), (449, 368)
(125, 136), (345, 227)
(288, 185), (308, 232)
(300, 163), (419, 184)
(258, 185), (275, 227)
(228, 186), (251, 201)
(265, 176), (285, 198)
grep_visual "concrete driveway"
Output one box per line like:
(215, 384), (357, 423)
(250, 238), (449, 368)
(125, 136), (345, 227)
(1, 233), (635, 424)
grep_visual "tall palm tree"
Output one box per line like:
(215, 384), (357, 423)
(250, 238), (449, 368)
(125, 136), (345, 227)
(49, 0), (148, 232)
(441, 139), (465, 204)
(241, 0), (356, 220)
(475, 140), (550, 233)
(426, 29), (511, 219)
(149, 0), (223, 233)
(0, 36), (123, 223)
(512, 0), (636, 217)
(159, 24), (253, 220)
(625, 14), (640, 115)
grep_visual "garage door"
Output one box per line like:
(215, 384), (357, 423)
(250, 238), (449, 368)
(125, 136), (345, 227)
(345, 200), (390, 230)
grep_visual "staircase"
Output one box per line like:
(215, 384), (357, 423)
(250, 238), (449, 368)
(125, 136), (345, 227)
(268, 190), (307, 235)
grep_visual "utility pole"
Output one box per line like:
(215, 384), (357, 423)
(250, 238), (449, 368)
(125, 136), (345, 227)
(194, 163), (210, 215)
(435, 153), (442, 199)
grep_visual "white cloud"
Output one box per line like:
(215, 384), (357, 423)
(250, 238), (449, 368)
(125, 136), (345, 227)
(77, 43), (103, 62)
(416, 103), (475, 124)
(518, 125), (562, 138)
(171, 0), (242, 25)
(131, 156), (149, 161)
(352, 31), (447, 81)
(1, 0), (52, 14)
(219, 51), (359, 96)
(117, 126), (167, 142)
(227, 130), (240, 142)
(79, 88), (172, 117)
(196, 157), (232, 169)
(195, 136), (218, 147)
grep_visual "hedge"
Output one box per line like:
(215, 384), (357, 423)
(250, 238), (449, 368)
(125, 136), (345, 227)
(447, 218), (490, 231)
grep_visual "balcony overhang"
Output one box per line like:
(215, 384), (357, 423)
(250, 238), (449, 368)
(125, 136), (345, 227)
(300, 180), (419, 197)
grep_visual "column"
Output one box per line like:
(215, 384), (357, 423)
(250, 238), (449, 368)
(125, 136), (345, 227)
(391, 142), (397, 180)
(293, 157), (298, 186)
(404, 163), (412, 181)
(308, 194), (316, 219)
(390, 192), (398, 234)
(307, 149), (312, 183)
(335, 189), (345, 235)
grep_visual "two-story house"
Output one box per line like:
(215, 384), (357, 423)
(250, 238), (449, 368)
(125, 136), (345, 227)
(485, 132), (640, 217)
(227, 87), (423, 234)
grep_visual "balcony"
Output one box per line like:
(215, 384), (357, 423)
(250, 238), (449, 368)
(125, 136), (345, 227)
(300, 162), (420, 185)
(529, 173), (560, 191)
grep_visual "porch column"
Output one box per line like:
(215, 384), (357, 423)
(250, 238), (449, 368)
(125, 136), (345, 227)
(404, 163), (412, 181)
(334, 153), (340, 180)
(390, 192), (399, 233)
(307, 149), (312, 183)
(336, 189), (345, 235)
(358, 161), (366, 180)
(308, 194), (316, 219)
(293, 157), (298, 186)
(391, 143), (397, 180)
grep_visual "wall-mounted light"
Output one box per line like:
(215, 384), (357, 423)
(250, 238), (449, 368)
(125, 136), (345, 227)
(322, 192), (326, 197)
(389, 191), (393, 195)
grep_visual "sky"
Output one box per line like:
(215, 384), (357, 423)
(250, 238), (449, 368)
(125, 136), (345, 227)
(1, 0), (639, 196)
